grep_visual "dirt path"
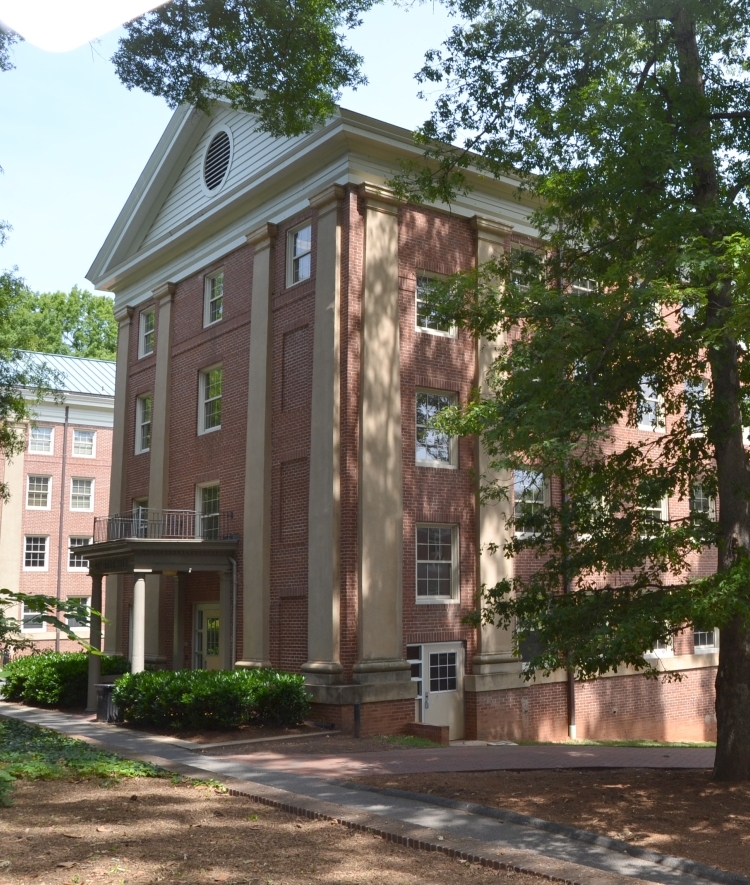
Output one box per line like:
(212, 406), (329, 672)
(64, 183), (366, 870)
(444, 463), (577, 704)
(354, 769), (750, 877)
(0, 777), (541, 885)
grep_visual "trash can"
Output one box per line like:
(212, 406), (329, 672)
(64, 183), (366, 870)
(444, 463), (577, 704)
(95, 684), (120, 722)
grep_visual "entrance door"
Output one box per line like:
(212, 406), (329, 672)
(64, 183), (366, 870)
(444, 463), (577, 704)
(194, 605), (221, 670)
(416, 642), (465, 740)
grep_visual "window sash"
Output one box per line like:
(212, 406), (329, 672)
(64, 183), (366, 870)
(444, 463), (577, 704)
(415, 275), (454, 335)
(290, 225), (312, 285)
(200, 484), (220, 540)
(638, 380), (665, 431)
(73, 430), (95, 456)
(429, 651), (458, 692)
(71, 479), (93, 510)
(416, 525), (455, 598)
(66, 596), (91, 629)
(27, 476), (50, 508)
(24, 536), (47, 569)
(69, 537), (92, 569)
(138, 396), (152, 452)
(694, 627), (717, 649)
(141, 310), (155, 355)
(202, 369), (222, 431)
(22, 602), (44, 630)
(416, 391), (455, 465)
(206, 272), (224, 325)
(513, 470), (545, 536)
(29, 426), (52, 453)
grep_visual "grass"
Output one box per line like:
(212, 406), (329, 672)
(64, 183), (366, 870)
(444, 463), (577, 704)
(381, 734), (445, 749)
(0, 716), (168, 804)
(517, 738), (716, 748)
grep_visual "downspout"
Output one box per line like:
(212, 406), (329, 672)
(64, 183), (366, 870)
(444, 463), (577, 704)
(54, 405), (69, 652)
(229, 556), (237, 670)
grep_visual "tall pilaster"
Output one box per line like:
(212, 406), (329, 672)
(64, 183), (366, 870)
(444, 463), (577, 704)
(103, 307), (132, 655)
(236, 223), (276, 669)
(0, 433), (24, 628)
(354, 184), (410, 690)
(147, 282), (175, 665)
(471, 217), (516, 672)
(303, 185), (344, 684)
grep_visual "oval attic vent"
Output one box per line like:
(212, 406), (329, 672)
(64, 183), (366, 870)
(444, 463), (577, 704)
(203, 130), (231, 191)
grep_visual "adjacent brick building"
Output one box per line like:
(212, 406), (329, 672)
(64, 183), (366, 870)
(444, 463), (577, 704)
(81, 104), (719, 740)
(0, 352), (115, 651)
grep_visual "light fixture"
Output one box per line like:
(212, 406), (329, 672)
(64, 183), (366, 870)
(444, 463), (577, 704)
(0, 0), (171, 53)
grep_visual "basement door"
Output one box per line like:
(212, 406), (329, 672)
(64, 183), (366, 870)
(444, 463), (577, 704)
(194, 605), (221, 670)
(407, 642), (465, 740)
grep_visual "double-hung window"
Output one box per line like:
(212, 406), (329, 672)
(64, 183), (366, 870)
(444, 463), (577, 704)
(684, 379), (705, 435)
(638, 379), (665, 432)
(73, 429), (95, 457)
(27, 475), (51, 509)
(570, 278), (596, 296)
(24, 535), (48, 570)
(641, 497), (669, 535)
(70, 478), (93, 511)
(287, 224), (312, 286)
(139, 309), (155, 357)
(199, 367), (222, 433)
(136, 395), (152, 453)
(416, 524), (458, 601)
(416, 391), (456, 467)
(694, 626), (718, 652)
(689, 482), (715, 520)
(21, 602), (45, 631)
(513, 470), (546, 537)
(69, 537), (92, 570)
(29, 426), (52, 453)
(66, 596), (91, 630)
(204, 271), (224, 326)
(415, 275), (455, 336)
(198, 484), (220, 540)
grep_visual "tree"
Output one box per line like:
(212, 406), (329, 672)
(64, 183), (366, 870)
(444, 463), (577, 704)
(112, 0), (375, 137)
(0, 280), (118, 361)
(400, 1), (750, 780)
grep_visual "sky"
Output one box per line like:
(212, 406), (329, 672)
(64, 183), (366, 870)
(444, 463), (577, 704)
(0, 3), (457, 294)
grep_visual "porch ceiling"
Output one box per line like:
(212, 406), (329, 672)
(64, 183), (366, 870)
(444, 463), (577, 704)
(76, 538), (238, 576)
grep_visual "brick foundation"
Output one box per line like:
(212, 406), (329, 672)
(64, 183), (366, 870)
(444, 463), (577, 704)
(309, 698), (415, 737)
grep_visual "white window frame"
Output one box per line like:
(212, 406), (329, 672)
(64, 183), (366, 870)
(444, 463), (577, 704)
(65, 595), (91, 634)
(196, 482), (220, 540)
(641, 497), (669, 536)
(511, 245), (542, 292)
(133, 498), (149, 538)
(26, 475), (52, 510)
(689, 482), (716, 520)
(415, 523), (459, 604)
(415, 273), (457, 338)
(684, 378), (706, 437)
(693, 626), (719, 654)
(645, 636), (674, 659)
(70, 477), (94, 512)
(23, 535), (49, 572)
(198, 366), (222, 435)
(286, 222), (312, 287)
(21, 601), (46, 632)
(68, 536), (93, 571)
(29, 425), (53, 454)
(415, 389), (458, 468)
(513, 470), (548, 538)
(72, 429), (96, 458)
(204, 270), (224, 327)
(139, 308), (155, 358)
(638, 379), (666, 432)
(136, 395), (152, 454)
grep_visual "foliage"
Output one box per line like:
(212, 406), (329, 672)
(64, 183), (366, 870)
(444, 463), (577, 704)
(0, 278), (117, 360)
(112, 668), (310, 730)
(112, 0), (376, 138)
(396, 1), (750, 777)
(0, 590), (98, 651)
(1, 652), (129, 709)
(0, 717), (166, 792)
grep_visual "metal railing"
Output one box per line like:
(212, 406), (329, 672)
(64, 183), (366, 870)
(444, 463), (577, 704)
(93, 509), (236, 543)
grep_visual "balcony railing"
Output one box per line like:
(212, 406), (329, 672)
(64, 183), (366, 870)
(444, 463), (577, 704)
(93, 509), (236, 543)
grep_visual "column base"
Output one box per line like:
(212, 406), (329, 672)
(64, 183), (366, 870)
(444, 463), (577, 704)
(472, 652), (518, 675)
(235, 659), (273, 670)
(352, 658), (411, 684)
(301, 661), (344, 685)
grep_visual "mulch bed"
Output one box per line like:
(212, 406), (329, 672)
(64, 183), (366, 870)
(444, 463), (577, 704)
(355, 768), (750, 877)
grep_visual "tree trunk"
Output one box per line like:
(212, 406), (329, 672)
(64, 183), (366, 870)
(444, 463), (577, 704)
(673, 5), (750, 780)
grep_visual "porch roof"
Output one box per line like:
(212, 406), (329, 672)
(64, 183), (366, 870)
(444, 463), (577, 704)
(77, 537), (238, 576)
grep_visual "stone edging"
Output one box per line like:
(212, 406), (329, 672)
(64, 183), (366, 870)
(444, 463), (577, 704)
(336, 781), (750, 885)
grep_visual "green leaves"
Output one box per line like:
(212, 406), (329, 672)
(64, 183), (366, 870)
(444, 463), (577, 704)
(113, 0), (376, 137)
(2, 652), (129, 708)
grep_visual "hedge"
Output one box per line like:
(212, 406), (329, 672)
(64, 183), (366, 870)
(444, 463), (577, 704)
(112, 668), (310, 730)
(1, 652), (129, 708)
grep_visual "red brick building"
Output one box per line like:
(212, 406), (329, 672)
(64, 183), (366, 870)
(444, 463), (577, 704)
(0, 352), (115, 651)
(82, 104), (718, 740)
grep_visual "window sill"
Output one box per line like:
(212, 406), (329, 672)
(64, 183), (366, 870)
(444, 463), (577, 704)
(416, 460), (457, 470)
(198, 426), (222, 436)
(416, 597), (460, 605)
(694, 645), (719, 654)
(416, 326), (458, 339)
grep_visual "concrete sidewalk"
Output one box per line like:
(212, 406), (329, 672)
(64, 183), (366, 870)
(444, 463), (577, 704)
(0, 703), (738, 885)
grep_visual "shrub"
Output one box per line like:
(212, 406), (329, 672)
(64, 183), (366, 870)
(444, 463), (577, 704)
(1, 652), (129, 708)
(112, 668), (310, 730)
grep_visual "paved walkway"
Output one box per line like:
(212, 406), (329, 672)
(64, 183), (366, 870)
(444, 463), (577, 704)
(0, 703), (737, 885)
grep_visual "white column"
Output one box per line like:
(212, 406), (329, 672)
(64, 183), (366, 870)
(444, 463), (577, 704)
(132, 576), (146, 674)
(0, 435), (24, 629)
(354, 184), (410, 688)
(86, 573), (103, 712)
(303, 185), (343, 684)
(219, 570), (233, 671)
(471, 216), (516, 671)
(172, 574), (185, 670)
(103, 307), (133, 655)
(237, 223), (276, 668)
